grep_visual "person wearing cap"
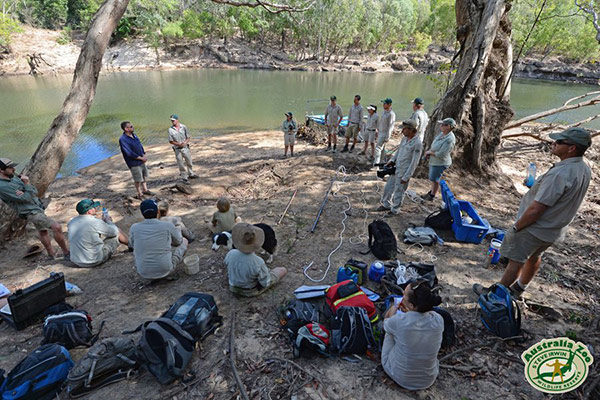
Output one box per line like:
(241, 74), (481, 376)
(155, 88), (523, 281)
(67, 199), (129, 267)
(360, 105), (379, 159)
(324, 96), (343, 153)
(282, 112), (297, 157)
(119, 121), (154, 200)
(342, 95), (364, 153)
(421, 118), (457, 201)
(129, 199), (188, 280)
(168, 114), (198, 183)
(474, 127), (592, 299)
(411, 97), (429, 142)
(378, 120), (423, 215)
(374, 98), (396, 165)
(225, 223), (287, 297)
(0, 158), (70, 259)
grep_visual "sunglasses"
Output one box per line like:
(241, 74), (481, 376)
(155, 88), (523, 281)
(554, 139), (574, 146)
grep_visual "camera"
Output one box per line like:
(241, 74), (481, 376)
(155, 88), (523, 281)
(376, 164), (395, 179)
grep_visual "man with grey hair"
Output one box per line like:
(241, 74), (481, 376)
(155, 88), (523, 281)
(378, 120), (423, 215)
(474, 127), (592, 299)
(374, 98), (396, 165)
(411, 97), (429, 142)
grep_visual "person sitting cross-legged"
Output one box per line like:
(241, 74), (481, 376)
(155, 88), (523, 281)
(157, 200), (196, 243)
(68, 199), (129, 268)
(129, 199), (188, 280)
(225, 223), (286, 297)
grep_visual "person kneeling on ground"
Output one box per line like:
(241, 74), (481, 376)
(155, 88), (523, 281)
(211, 196), (239, 233)
(225, 223), (286, 297)
(129, 199), (188, 280)
(68, 199), (129, 268)
(157, 200), (196, 242)
(382, 280), (444, 391)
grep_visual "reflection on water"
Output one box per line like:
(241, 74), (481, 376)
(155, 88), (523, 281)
(0, 70), (597, 176)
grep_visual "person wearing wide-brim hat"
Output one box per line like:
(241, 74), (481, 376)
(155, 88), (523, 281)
(282, 112), (297, 158)
(225, 223), (287, 297)
(421, 118), (457, 201)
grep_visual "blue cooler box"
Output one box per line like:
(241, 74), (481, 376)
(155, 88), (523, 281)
(440, 180), (490, 244)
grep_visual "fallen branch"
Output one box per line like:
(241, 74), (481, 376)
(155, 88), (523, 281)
(229, 312), (250, 400)
(277, 189), (297, 225)
(566, 113), (600, 128)
(265, 357), (324, 386)
(501, 132), (552, 141)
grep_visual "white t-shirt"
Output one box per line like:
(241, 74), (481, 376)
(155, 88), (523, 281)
(68, 215), (119, 267)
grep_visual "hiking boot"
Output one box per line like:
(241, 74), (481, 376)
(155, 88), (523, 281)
(384, 210), (399, 218)
(189, 174), (199, 179)
(143, 190), (155, 195)
(509, 283), (525, 300)
(332, 145), (337, 153)
(341, 145), (348, 153)
(376, 205), (390, 212)
(358, 150), (366, 155)
(472, 283), (490, 296)
(326, 144), (332, 152)
(421, 192), (434, 201)
(350, 144), (355, 152)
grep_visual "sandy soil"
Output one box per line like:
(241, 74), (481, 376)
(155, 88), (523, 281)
(0, 128), (598, 400)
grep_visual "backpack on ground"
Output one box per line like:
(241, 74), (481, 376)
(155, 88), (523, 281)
(432, 307), (456, 348)
(325, 280), (378, 323)
(403, 226), (441, 246)
(330, 307), (376, 355)
(293, 323), (330, 358)
(394, 262), (438, 290)
(0, 344), (74, 400)
(66, 337), (137, 398)
(478, 284), (521, 338)
(281, 299), (321, 337)
(136, 318), (196, 385)
(364, 220), (397, 260)
(424, 208), (453, 230)
(161, 293), (223, 341)
(42, 310), (104, 350)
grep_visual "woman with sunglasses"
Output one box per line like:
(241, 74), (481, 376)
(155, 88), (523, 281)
(381, 280), (444, 390)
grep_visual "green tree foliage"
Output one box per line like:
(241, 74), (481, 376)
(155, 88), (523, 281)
(0, 14), (22, 50)
(33, 0), (68, 29)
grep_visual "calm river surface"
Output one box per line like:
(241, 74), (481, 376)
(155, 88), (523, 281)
(0, 69), (597, 175)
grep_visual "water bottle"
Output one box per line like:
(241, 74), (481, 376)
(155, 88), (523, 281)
(102, 207), (109, 220)
(172, 298), (198, 325)
(525, 162), (536, 188)
(368, 261), (385, 283)
(484, 238), (503, 267)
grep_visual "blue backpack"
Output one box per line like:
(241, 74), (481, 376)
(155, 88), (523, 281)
(1, 344), (73, 400)
(478, 284), (521, 338)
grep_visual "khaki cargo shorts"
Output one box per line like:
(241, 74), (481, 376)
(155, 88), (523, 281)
(365, 129), (377, 143)
(500, 228), (553, 264)
(26, 212), (55, 231)
(326, 125), (338, 135)
(129, 164), (148, 183)
(284, 133), (295, 146)
(345, 124), (360, 139)
(229, 271), (279, 297)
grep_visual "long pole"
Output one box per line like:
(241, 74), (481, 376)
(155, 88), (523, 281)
(277, 189), (297, 225)
(311, 178), (335, 233)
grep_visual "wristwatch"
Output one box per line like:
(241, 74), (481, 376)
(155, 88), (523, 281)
(512, 224), (518, 232)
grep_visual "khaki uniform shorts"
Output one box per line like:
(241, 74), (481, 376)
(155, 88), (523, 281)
(500, 228), (553, 264)
(365, 129), (377, 143)
(129, 164), (148, 183)
(326, 125), (338, 135)
(229, 271), (279, 297)
(75, 237), (119, 268)
(284, 133), (295, 146)
(26, 212), (55, 231)
(345, 124), (360, 139)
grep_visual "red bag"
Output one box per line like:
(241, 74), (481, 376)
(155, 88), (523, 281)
(326, 280), (378, 322)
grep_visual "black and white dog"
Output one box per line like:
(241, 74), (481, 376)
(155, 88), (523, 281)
(212, 223), (278, 263)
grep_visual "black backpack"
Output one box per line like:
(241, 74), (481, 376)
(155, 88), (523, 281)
(365, 220), (397, 260)
(424, 208), (453, 230)
(42, 310), (104, 350)
(281, 299), (322, 338)
(161, 293), (223, 341)
(0, 344), (74, 400)
(478, 284), (521, 338)
(432, 307), (456, 348)
(330, 307), (376, 355)
(136, 318), (196, 385)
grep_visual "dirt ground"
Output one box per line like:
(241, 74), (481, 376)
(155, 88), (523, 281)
(0, 128), (598, 400)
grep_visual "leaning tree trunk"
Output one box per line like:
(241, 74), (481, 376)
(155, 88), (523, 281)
(0, 0), (130, 239)
(423, 0), (514, 172)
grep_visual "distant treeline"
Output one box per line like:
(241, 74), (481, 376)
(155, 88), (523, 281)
(1, 0), (598, 62)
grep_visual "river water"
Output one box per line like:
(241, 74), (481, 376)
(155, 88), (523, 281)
(0, 69), (597, 175)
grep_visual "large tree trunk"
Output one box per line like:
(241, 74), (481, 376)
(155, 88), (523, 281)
(0, 0), (130, 239)
(423, 0), (514, 172)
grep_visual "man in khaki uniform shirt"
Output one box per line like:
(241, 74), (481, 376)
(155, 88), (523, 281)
(342, 95), (363, 153)
(168, 114), (198, 183)
(474, 127), (592, 298)
(324, 96), (343, 153)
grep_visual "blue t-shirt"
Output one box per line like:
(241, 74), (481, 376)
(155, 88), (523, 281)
(118, 133), (145, 168)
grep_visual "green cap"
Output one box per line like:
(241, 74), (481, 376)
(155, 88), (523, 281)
(439, 118), (457, 128)
(413, 97), (424, 105)
(381, 98), (392, 105)
(76, 199), (101, 215)
(330, 96), (337, 101)
(549, 127), (592, 148)
(170, 114), (179, 121)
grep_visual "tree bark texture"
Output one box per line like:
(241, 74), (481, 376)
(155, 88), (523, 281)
(21, 0), (131, 197)
(423, 0), (514, 172)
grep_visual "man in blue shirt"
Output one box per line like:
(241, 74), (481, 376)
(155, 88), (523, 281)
(118, 121), (154, 199)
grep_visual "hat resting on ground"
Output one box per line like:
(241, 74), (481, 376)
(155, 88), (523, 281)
(413, 97), (424, 105)
(0, 158), (18, 170)
(381, 98), (393, 105)
(401, 119), (418, 130)
(140, 199), (158, 218)
(170, 114), (179, 121)
(438, 118), (457, 128)
(76, 199), (101, 215)
(232, 223), (264, 254)
(549, 127), (592, 149)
